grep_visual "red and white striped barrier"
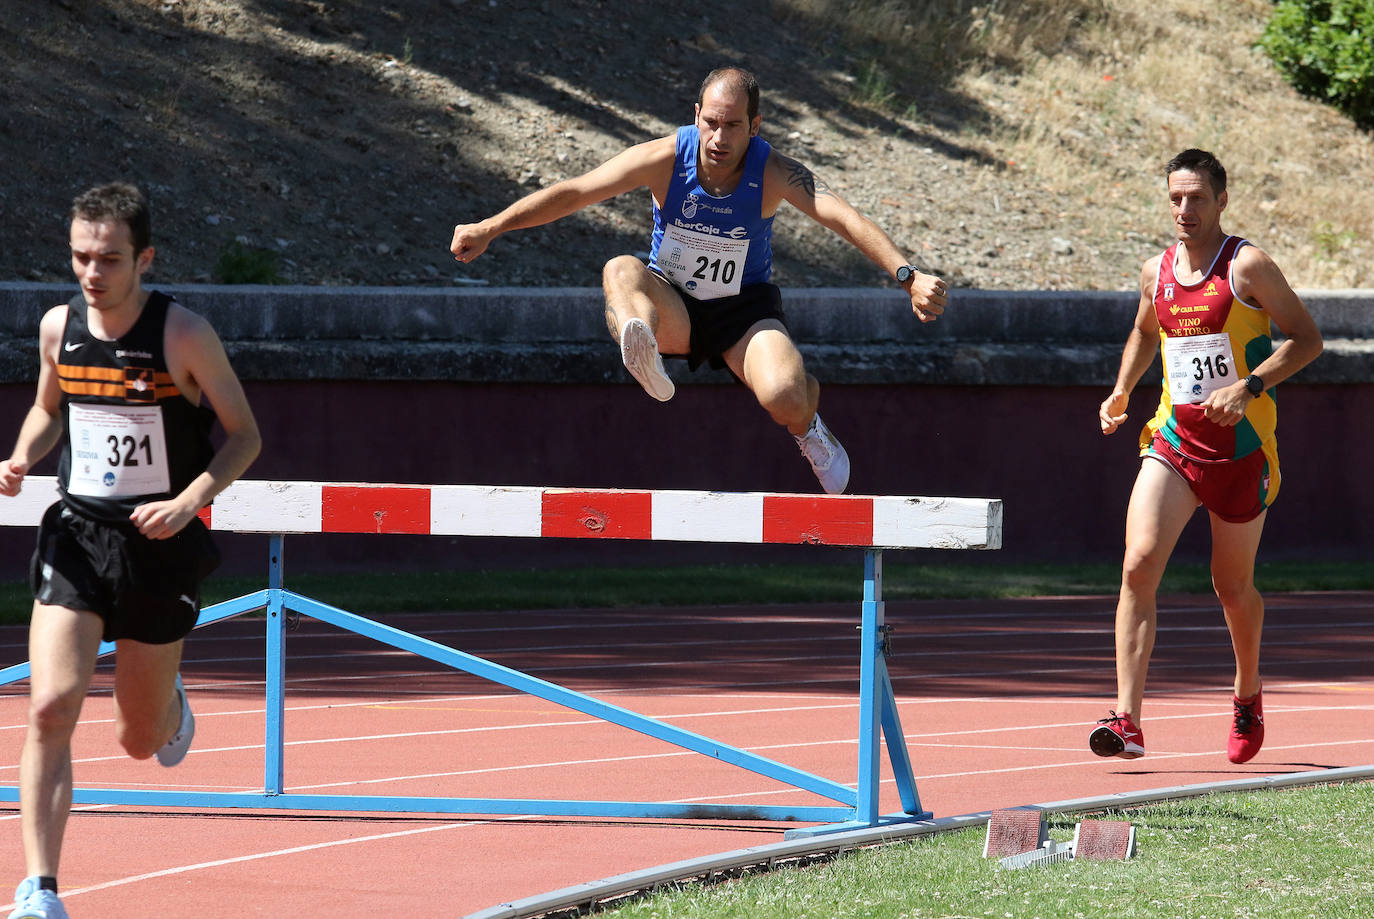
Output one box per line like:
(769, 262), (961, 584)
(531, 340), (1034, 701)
(0, 477), (1001, 550)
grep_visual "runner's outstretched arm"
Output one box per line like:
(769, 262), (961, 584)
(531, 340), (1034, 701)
(451, 136), (675, 263)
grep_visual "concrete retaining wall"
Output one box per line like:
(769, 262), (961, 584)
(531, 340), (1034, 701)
(2, 283), (1371, 385)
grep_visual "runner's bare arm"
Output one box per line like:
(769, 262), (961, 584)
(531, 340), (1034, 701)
(130, 308), (261, 539)
(1101, 259), (1163, 435)
(450, 136), (677, 263)
(1199, 247), (1323, 426)
(1231, 245), (1324, 387)
(768, 153), (948, 321)
(0, 306), (67, 496)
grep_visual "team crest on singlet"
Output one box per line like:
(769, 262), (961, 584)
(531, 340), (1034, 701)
(681, 196), (699, 219)
(125, 367), (157, 403)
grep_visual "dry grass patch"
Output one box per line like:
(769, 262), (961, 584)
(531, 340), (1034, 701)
(955, 0), (1373, 288)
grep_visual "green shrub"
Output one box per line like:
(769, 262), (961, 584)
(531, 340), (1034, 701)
(1259, 0), (1374, 129)
(213, 240), (285, 284)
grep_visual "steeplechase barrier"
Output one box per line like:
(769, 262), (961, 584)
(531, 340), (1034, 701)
(0, 477), (1001, 836)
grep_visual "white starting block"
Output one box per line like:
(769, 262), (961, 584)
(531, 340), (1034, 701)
(984, 807), (1048, 858)
(995, 818), (1138, 869)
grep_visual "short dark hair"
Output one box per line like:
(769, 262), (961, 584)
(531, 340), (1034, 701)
(71, 182), (152, 254)
(698, 67), (760, 121)
(1164, 149), (1227, 196)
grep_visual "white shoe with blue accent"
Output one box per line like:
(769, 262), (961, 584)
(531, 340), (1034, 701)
(8, 878), (68, 919)
(794, 414), (851, 495)
(155, 674), (195, 768)
(619, 317), (675, 402)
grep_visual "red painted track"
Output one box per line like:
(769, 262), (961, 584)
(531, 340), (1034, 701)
(3, 590), (1372, 916)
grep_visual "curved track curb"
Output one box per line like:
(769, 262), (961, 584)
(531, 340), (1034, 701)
(463, 764), (1374, 919)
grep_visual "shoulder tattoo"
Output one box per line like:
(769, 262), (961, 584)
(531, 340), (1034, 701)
(781, 157), (833, 200)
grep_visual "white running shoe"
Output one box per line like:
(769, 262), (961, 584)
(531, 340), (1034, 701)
(794, 414), (850, 494)
(619, 317), (675, 402)
(155, 674), (195, 768)
(8, 878), (68, 919)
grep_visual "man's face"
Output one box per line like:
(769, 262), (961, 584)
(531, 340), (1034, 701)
(694, 81), (761, 175)
(70, 218), (153, 311)
(1167, 169), (1227, 244)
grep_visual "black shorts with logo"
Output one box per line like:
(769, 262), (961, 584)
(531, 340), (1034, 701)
(30, 502), (221, 644)
(651, 269), (788, 372)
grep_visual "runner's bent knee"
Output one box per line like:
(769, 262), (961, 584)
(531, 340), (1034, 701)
(114, 690), (178, 760)
(115, 719), (166, 760)
(751, 371), (810, 420)
(602, 254), (653, 293)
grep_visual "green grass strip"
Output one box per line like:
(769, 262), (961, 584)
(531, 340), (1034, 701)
(605, 781), (1374, 919)
(1, 560), (1372, 625)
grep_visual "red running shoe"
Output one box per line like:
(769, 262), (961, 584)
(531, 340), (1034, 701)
(1089, 710), (1145, 759)
(1227, 690), (1264, 764)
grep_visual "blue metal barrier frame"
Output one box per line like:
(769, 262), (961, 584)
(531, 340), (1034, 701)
(0, 535), (930, 831)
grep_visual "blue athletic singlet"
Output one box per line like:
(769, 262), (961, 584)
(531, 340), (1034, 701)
(648, 125), (774, 300)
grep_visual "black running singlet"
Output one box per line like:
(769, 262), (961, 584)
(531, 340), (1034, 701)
(56, 292), (216, 523)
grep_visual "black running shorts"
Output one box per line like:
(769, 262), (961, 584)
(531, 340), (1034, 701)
(651, 269), (788, 372)
(30, 502), (221, 644)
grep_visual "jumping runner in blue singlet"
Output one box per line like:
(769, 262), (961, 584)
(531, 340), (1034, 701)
(450, 67), (949, 495)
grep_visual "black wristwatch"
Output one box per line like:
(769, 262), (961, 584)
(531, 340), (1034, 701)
(895, 265), (920, 284)
(1244, 373), (1265, 397)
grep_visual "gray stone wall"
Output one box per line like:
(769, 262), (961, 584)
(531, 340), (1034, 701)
(2, 283), (1369, 385)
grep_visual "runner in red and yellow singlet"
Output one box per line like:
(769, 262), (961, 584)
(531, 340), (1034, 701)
(1092, 149), (1323, 767)
(1146, 234), (1277, 464)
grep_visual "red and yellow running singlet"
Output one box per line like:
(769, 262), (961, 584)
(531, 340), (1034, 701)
(1141, 235), (1276, 463)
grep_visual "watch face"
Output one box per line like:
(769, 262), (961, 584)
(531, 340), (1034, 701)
(897, 266), (913, 282)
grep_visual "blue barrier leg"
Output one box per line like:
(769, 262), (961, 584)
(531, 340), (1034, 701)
(264, 534), (286, 794)
(880, 656), (928, 818)
(786, 548), (930, 838)
(856, 548), (883, 823)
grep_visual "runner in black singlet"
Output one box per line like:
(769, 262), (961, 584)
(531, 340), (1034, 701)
(1, 183), (261, 919)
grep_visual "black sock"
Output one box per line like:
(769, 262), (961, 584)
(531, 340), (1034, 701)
(38, 876), (58, 893)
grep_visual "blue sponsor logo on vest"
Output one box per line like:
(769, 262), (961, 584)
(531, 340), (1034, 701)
(673, 219), (723, 235)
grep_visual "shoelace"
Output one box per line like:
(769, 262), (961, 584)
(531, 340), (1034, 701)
(18, 888), (61, 916)
(797, 428), (834, 468)
(1097, 710), (1138, 736)
(1232, 700), (1262, 736)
